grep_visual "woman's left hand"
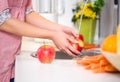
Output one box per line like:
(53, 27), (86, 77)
(60, 25), (78, 43)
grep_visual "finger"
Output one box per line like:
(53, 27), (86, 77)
(63, 27), (77, 38)
(67, 36), (78, 43)
(68, 44), (82, 56)
(65, 48), (78, 57)
(58, 46), (77, 57)
(70, 29), (78, 38)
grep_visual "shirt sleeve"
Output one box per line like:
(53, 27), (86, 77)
(25, 0), (33, 14)
(0, 0), (11, 25)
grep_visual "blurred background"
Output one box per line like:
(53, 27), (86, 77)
(21, 0), (119, 51)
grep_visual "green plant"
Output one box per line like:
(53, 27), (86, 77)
(72, 0), (105, 24)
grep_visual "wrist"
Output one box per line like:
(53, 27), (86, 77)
(47, 31), (56, 40)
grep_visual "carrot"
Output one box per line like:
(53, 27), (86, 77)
(99, 59), (110, 66)
(76, 54), (119, 73)
(77, 55), (103, 65)
(104, 65), (118, 72)
(77, 59), (90, 65)
(92, 67), (106, 73)
(85, 63), (100, 70)
(85, 64), (91, 69)
(91, 63), (101, 70)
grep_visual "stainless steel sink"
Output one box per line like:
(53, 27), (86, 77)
(55, 50), (101, 59)
(55, 51), (73, 59)
(31, 50), (101, 59)
(31, 51), (73, 59)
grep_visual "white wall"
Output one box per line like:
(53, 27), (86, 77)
(57, 0), (77, 27)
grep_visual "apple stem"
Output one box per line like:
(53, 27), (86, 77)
(42, 40), (49, 48)
(43, 40), (46, 45)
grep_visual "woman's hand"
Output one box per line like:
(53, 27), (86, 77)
(61, 25), (77, 37)
(58, 25), (79, 43)
(51, 31), (81, 57)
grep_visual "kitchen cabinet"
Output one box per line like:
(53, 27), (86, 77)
(15, 51), (120, 82)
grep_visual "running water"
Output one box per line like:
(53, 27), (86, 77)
(78, 0), (89, 34)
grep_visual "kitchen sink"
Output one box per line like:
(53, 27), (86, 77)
(31, 49), (101, 59)
(55, 50), (101, 59)
(55, 51), (73, 59)
(31, 51), (73, 59)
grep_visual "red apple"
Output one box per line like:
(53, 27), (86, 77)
(78, 34), (84, 41)
(70, 34), (84, 52)
(37, 45), (55, 64)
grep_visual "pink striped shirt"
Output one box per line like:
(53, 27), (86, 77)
(0, 0), (33, 82)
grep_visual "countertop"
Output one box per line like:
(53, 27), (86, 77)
(15, 51), (120, 82)
(21, 37), (57, 51)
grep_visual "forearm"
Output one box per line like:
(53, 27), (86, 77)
(0, 18), (54, 39)
(25, 11), (62, 31)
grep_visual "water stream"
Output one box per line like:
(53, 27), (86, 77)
(78, 0), (89, 34)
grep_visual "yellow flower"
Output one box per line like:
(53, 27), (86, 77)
(80, 2), (84, 9)
(80, 2), (94, 10)
(72, 0), (104, 24)
(87, 3), (94, 8)
(84, 8), (94, 18)
(75, 8), (96, 19)
(75, 11), (82, 19)
(75, 13), (79, 19)
(91, 12), (96, 19)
